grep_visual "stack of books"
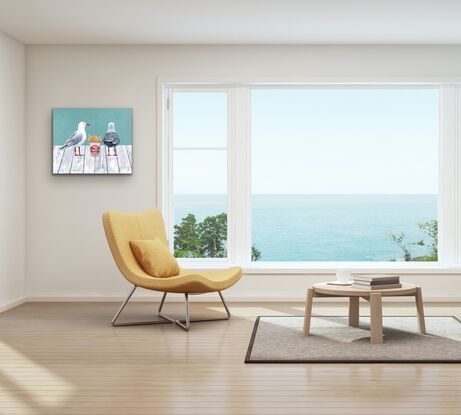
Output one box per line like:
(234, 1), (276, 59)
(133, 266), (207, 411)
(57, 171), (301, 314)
(351, 274), (401, 290)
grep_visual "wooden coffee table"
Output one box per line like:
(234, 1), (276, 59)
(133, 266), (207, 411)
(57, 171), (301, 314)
(303, 282), (426, 344)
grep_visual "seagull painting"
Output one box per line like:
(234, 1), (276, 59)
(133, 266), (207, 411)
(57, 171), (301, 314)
(103, 122), (121, 156)
(59, 121), (90, 156)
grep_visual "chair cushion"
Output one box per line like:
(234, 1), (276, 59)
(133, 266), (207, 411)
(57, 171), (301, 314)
(129, 239), (180, 278)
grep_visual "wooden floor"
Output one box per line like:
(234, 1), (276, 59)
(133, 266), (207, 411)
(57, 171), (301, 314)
(52, 145), (132, 174)
(1, 301), (461, 415)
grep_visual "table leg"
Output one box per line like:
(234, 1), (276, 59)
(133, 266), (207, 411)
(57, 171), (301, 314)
(370, 292), (383, 344)
(303, 288), (314, 336)
(415, 287), (426, 335)
(349, 297), (360, 327)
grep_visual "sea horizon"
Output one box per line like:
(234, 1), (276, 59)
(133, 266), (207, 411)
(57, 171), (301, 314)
(174, 194), (437, 262)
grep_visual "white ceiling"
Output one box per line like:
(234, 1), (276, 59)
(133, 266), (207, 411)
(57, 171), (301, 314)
(1, 0), (461, 45)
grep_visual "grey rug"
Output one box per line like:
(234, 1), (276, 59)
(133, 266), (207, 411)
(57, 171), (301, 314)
(245, 316), (461, 363)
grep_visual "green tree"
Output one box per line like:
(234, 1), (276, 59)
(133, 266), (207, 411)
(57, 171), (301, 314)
(390, 219), (438, 262)
(251, 246), (262, 261)
(418, 220), (438, 261)
(173, 214), (201, 258)
(198, 213), (227, 257)
(390, 232), (413, 261)
(174, 212), (262, 260)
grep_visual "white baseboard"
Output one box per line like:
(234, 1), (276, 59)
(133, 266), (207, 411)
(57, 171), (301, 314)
(0, 297), (27, 313)
(26, 295), (461, 303)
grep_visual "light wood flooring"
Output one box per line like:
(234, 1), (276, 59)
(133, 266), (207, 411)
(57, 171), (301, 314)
(1, 300), (461, 415)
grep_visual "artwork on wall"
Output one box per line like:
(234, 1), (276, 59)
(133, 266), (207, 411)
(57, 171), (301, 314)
(52, 108), (132, 174)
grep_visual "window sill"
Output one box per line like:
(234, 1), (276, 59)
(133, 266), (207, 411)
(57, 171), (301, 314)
(177, 260), (461, 275)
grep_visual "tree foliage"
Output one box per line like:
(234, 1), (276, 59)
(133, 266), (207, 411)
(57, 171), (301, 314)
(390, 233), (413, 261)
(390, 219), (438, 261)
(198, 213), (228, 258)
(173, 214), (202, 258)
(251, 245), (262, 261)
(418, 220), (438, 260)
(174, 212), (262, 260)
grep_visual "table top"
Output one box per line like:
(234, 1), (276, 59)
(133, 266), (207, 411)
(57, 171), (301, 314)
(313, 282), (418, 297)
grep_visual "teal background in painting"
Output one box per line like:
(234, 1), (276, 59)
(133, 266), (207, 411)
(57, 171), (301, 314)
(52, 108), (132, 146)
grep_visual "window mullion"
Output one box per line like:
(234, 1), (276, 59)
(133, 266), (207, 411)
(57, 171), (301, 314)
(231, 86), (252, 265)
(161, 86), (175, 250)
(438, 86), (457, 265)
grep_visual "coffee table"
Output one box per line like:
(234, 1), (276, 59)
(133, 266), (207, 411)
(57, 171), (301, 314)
(303, 282), (426, 344)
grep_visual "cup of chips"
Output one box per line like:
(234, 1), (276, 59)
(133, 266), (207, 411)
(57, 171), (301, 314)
(88, 135), (102, 156)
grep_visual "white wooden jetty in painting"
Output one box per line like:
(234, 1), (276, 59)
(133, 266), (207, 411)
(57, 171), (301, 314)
(53, 145), (132, 174)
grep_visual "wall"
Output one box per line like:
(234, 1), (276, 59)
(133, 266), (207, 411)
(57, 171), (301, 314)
(26, 45), (461, 302)
(0, 32), (26, 311)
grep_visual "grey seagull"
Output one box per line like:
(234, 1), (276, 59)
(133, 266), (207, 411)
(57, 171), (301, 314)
(103, 122), (120, 156)
(59, 121), (90, 156)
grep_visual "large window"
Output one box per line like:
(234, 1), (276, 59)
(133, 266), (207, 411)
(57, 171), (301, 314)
(162, 84), (447, 267)
(251, 89), (438, 262)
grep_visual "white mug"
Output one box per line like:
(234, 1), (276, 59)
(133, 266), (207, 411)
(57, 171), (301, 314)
(336, 269), (351, 284)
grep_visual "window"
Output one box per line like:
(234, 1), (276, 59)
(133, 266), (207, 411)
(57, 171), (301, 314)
(251, 88), (438, 262)
(162, 84), (448, 267)
(170, 90), (229, 260)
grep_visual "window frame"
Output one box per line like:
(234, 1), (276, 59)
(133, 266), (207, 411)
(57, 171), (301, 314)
(158, 80), (459, 271)
(162, 86), (234, 264)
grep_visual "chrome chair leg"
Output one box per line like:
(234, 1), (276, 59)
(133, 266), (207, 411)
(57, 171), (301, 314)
(157, 292), (189, 330)
(158, 291), (168, 313)
(170, 293), (191, 331)
(111, 285), (171, 327)
(218, 291), (231, 318)
(112, 286), (231, 330)
(158, 291), (231, 331)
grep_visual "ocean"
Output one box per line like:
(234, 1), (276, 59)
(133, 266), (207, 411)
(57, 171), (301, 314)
(174, 194), (437, 262)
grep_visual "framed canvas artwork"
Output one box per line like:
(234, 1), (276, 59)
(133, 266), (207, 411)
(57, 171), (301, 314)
(52, 108), (132, 174)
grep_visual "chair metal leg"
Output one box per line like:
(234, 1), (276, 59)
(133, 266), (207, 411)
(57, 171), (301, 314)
(175, 293), (191, 331)
(112, 286), (232, 330)
(157, 292), (190, 330)
(157, 290), (231, 331)
(111, 285), (172, 327)
(158, 291), (168, 313)
(218, 291), (231, 318)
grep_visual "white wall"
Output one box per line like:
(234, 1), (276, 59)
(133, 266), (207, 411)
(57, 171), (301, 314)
(26, 45), (461, 302)
(0, 32), (26, 311)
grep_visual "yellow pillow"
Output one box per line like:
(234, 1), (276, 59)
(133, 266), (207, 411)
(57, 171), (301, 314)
(129, 239), (180, 278)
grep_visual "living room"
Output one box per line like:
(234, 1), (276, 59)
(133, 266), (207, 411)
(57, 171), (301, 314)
(1, 1), (461, 414)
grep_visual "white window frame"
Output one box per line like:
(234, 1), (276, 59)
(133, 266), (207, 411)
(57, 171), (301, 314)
(157, 80), (461, 273)
(160, 86), (235, 264)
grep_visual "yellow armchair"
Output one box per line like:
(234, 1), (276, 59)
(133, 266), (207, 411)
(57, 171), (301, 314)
(103, 208), (242, 330)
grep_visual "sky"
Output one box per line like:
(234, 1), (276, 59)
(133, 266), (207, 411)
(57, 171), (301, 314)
(173, 88), (438, 195)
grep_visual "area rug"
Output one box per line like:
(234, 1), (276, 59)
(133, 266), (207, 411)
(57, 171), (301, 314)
(245, 316), (461, 363)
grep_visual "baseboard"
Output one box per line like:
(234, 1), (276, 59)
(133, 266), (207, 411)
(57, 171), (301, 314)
(0, 297), (27, 313)
(26, 295), (461, 303)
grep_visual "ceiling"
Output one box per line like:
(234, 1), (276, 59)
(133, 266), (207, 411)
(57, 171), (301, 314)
(1, 0), (461, 45)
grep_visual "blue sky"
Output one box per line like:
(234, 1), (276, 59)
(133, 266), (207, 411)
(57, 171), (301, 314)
(173, 88), (438, 195)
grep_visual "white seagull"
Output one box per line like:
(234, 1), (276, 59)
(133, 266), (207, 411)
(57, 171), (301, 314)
(60, 121), (90, 156)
